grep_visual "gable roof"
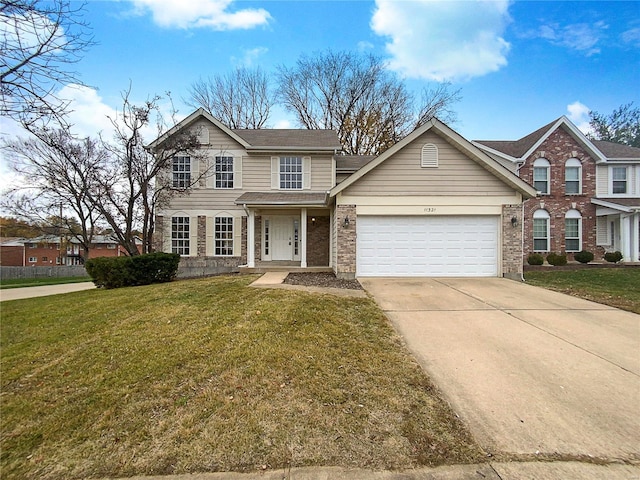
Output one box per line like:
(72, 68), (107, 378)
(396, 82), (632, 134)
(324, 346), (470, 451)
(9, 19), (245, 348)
(474, 116), (608, 163)
(146, 108), (341, 152)
(335, 155), (376, 172)
(330, 118), (537, 199)
(592, 140), (640, 160)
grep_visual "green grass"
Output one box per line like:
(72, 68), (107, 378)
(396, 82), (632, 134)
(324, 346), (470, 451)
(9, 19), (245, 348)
(525, 268), (640, 314)
(0, 276), (92, 289)
(1, 275), (483, 479)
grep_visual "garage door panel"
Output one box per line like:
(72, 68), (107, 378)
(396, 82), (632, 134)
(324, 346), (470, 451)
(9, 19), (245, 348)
(356, 216), (499, 277)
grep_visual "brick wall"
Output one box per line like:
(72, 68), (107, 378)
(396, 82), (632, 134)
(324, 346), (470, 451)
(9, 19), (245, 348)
(197, 215), (207, 256)
(153, 215), (164, 252)
(502, 204), (523, 280)
(254, 215), (262, 263)
(306, 215), (330, 266)
(519, 127), (602, 261)
(0, 245), (24, 266)
(335, 205), (356, 279)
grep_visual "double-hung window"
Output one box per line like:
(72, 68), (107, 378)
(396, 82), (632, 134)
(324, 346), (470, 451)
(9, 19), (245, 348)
(612, 167), (627, 194)
(533, 209), (550, 252)
(533, 158), (550, 194)
(215, 156), (234, 189)
(565, 158), (582, 194)
(215, 217), (233, 256)
(172, 156), (191, 189)
(171, 217), (190, 256)
(565, 210), (582, 252)
(280, 156), (303, 190)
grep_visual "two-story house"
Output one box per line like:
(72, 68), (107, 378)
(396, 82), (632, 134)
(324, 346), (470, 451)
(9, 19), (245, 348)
(149, 109), (537, 279)
(475, 117), (640, 263)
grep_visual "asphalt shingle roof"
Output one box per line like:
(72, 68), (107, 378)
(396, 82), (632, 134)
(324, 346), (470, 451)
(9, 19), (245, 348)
(232, 129), (341, 150)
(592, 141), (640, 159)
(335, 155), (377, 172)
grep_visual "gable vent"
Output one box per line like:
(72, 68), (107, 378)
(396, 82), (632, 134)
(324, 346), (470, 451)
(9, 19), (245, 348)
(421, 143), (438, 167)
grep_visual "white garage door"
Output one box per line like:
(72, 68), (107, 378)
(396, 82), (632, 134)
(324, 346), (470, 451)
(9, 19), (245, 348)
(357, 216), (499, 277)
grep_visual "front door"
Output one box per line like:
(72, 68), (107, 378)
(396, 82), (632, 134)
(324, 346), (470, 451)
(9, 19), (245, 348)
(271, 216), (294, 260)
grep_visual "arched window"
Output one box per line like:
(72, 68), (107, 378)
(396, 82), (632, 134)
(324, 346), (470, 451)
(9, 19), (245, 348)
(565, 158), (582, 194)
(421, 143), (438, 167)
(533, 158), (550, 194)
(565, 209), (582, 252)
(533, 209), (550, 252)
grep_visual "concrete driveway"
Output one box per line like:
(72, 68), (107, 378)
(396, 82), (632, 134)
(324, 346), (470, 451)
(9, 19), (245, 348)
(360, 277), (640, 463)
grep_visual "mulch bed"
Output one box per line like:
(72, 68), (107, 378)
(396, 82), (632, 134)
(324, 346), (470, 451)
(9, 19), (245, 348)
(284, 272), (363, 290)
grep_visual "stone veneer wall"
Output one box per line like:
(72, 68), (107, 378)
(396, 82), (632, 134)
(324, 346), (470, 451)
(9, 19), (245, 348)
(254, 215), (262, 264)
(241, 216), (247, 265)
(502, 205), (524, 280)
(306, 215), (330, 266)
(197, 215), (206, 256)
(153, 215), (164, 252)
(519, 127), (602, 262)
(335, 204), (357, 279)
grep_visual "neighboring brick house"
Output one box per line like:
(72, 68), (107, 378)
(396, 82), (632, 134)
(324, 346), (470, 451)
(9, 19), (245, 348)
(475, 117), (640, 263)
(149, 109), (536, 279)
(0, 235), (140, 266)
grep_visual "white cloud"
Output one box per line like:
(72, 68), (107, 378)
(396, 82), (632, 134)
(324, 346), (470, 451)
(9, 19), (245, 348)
(622, 27), (640, 47)
(525, 21), (607, 56)
(370, 0), (511, 81)
(566, 101), (592, 135)
(231, 47), (268, 67)
(357, 41), (374, 52)
(273, 119), (292, 129)
(57, 85), (119, 139)
(128, 0), (271, 30)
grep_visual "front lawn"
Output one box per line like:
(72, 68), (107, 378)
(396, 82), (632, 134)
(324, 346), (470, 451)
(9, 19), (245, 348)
(1, 275), (483, 479)
(525, 268), (640, 314)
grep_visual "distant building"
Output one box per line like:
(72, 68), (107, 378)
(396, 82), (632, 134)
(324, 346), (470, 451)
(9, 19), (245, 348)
(0, 235), (142, 266)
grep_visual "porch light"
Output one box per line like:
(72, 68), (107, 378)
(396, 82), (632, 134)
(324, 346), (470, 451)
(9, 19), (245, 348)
(311, 217), (316, 225)
(343, 216), (350, 227)
(511, 216), (518, 228)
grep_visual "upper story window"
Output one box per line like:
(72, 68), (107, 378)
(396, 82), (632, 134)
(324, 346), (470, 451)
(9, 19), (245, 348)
(280, 156), (303, 190)
(421, 143), (438, 167)
(171, 216), (190, 256)
(611, 166), (627, 194)
(215, 156), (234, 189)
(565, 158), (582, 195)
(533, 158), (550, 195)
(533, 209), (550, 252)
(172, 156), (191, 189)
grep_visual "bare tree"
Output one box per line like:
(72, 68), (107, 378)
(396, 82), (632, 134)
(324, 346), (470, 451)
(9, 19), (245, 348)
(89, 90), (206, 256)
(1, 127), (105, 262)
(588, 103), (640, 148)
(0, 0), (94, 128)
(415, 82), (462, 127)
(276, 50), (461, 155)
(186, 67), (273, 128)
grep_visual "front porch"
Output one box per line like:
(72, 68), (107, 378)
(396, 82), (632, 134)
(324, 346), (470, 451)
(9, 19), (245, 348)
(593, 198), (640, 262)
(235, 192), (333, 270)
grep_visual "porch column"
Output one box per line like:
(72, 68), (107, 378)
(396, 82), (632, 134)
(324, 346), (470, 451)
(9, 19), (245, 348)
(632, 213), (640, 262)
(620, 214), (631, 262)
(247, 209), (255, 268)
(301, 208), (307, 268)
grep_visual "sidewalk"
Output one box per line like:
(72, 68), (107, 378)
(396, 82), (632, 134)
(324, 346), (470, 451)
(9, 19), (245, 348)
(0, 282), (95, 302)
(115, 462), (640, 480)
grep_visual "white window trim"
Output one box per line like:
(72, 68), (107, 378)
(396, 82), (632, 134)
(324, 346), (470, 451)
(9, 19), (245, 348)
(214, 156), (234, 190)
(214, 216), (234, 256)
(171, 216), (190, 256)
(533, 158), (550, 195)
(271, 156), (311, 190)
(610, 166), (629, 196)
(564, 209), (582, 252)
(565, 158), (582, 195)
(172, 156), (191, 189)
(28, 256), (37, 263)
(533, 209), (550, 252)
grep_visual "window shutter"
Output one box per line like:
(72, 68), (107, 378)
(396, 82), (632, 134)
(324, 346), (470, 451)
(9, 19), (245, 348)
(190, 216), (198, 256)
(234, 156), (242, 189)
(303, 156), (311, 189)
(596, 217), (610, 245)
(206, 216), (214, 256)
(198, 158), (207, 188)
(233, 216), (242, 256)
(271, 157), (279, 189)
(421, 144), (438, 167)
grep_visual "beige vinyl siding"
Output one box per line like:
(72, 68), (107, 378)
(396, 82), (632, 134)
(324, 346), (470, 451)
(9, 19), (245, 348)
(343, 131), (514, 196)
(191, 119), (245, 150)
(596, 165), (609, 196)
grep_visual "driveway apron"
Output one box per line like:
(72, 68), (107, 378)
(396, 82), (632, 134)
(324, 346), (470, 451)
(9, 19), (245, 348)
(360, 277), (640, 462)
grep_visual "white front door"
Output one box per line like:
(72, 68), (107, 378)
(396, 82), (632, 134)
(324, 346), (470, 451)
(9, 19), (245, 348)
(271, 216), (294, 260)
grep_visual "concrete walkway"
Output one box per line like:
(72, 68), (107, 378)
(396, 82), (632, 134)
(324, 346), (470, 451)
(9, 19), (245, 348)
(360, 277), (640, 465)
(0, 281), (95, 302)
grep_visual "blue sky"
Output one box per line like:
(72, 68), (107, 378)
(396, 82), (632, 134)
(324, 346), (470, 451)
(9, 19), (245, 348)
(3, 0), (640, 147)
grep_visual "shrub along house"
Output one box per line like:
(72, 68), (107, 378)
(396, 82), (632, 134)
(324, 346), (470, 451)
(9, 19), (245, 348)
(474, 117), (640, 263)
(149, 108), (536, 279)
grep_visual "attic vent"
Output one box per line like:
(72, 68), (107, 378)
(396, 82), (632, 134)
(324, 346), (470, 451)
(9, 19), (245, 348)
(421, 143), (438, 167)
(196, 127), (210, 145)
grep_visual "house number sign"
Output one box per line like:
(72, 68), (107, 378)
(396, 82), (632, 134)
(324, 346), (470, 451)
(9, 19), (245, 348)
(423, 207), (437, 213)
